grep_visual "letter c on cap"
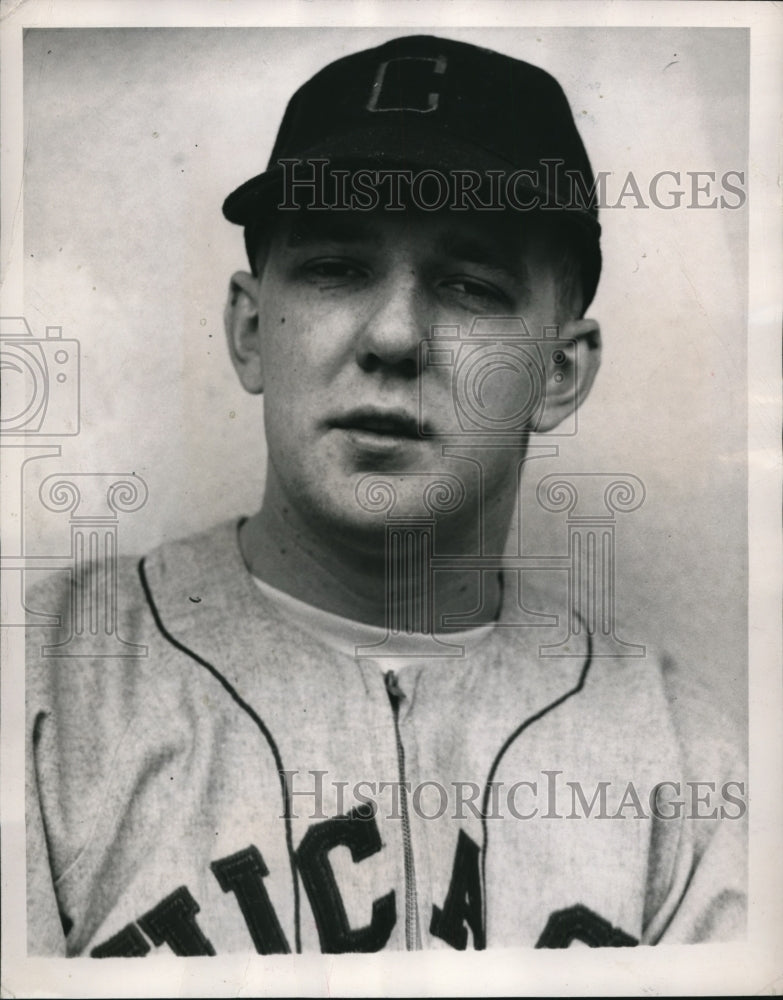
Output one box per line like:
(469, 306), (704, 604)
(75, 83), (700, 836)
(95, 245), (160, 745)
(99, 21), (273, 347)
(367, 56), (447, 113)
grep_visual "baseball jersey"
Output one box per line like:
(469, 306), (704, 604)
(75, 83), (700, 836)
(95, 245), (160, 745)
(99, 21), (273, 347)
(25, 519), (747, 956)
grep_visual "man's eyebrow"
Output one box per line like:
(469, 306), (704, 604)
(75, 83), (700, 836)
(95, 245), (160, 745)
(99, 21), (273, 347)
(439, 233), (529, 285)
(284, 216), (382, 247)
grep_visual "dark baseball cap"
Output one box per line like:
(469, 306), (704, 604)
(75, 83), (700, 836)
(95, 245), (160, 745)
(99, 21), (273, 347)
(223, 34), (602, 308)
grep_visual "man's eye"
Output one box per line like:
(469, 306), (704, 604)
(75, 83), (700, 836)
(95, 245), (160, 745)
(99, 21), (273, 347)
(444, 277), (509, 307)
(302, 259), (364, 282)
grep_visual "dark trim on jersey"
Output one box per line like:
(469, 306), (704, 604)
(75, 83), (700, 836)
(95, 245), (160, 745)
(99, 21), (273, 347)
(479, 624), (594, 938)
(137, 557), (302, 954)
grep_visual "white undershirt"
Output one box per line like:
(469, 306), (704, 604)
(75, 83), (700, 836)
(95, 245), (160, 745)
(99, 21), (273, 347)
(251, 574), (496, 671)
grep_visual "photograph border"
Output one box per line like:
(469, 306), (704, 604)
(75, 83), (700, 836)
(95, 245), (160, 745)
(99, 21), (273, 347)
(1, 1), (780, 996)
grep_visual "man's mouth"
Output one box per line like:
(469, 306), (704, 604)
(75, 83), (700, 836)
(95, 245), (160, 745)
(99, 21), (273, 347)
(329, 407), (430, 450)
(331, 407), (424, 439)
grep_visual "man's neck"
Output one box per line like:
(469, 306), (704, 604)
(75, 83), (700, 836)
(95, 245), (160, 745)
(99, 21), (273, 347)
(238, 490), (510, 632)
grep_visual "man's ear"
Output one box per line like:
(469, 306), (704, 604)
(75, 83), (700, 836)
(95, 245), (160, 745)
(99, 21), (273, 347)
(535, 318), (602, 433)
(224, 271), (264, 394)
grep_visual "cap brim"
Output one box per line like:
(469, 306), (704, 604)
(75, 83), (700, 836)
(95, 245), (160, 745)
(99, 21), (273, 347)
(222, 118), (600, 236)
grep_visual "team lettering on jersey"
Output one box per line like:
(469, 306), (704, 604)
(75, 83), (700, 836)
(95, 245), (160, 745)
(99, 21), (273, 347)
(90, 809), (637, 956)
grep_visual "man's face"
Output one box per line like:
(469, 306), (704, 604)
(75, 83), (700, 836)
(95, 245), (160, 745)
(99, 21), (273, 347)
(228, 209), (583, 548)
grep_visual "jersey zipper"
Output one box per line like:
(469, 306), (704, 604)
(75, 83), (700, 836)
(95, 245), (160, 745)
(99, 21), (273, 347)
(384, 669), (421, 950)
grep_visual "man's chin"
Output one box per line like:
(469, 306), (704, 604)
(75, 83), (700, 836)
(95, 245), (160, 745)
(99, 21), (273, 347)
(297, 474), (471, 549)
(350, 471), (467, 522)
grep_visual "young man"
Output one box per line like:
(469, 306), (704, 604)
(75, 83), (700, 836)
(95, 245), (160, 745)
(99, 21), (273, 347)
(26, 34), (746, 956)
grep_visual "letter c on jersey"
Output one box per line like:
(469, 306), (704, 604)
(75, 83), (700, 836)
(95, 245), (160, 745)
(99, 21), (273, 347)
(296, 804), (397, 952)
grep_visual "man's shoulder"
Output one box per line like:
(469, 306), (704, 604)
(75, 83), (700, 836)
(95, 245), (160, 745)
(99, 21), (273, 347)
(141, 518), (242, 579)
(655, 653), (746, 777)
(585, 638), (745, 777)
(525, 603), (747, 777)
(25, 518), (243, 614)
(24, 518), (248, 690)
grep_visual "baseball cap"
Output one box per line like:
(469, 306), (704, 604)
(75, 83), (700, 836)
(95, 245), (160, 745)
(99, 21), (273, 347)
(223, 34), (602, 309)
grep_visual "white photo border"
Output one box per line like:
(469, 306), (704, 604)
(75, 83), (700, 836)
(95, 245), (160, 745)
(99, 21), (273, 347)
(1, 1), (780, 996)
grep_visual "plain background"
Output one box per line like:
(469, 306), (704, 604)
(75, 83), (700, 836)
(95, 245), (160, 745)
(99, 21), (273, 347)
(21, 26), (748, 729)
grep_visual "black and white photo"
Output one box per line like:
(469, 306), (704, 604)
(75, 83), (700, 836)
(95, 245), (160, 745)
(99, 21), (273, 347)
(1, 3), (780, 997)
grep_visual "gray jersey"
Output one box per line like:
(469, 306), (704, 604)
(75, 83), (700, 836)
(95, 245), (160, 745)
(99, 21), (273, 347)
(26, 521), (746, 956)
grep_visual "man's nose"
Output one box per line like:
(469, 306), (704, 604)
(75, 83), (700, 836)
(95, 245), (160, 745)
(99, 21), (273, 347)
(355, 274), (424, 377)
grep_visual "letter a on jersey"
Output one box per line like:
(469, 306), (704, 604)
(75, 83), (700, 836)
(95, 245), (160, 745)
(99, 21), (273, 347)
(430, 829), (486, 950)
